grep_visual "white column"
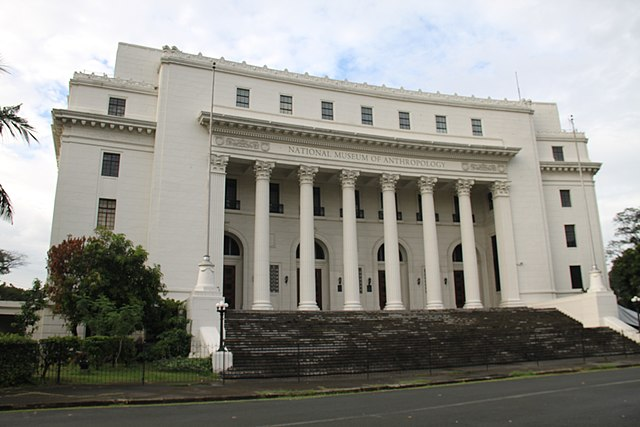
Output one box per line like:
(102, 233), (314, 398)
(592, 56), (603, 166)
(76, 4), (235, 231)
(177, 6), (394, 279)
(251, 161), (275, 310)
(492, 181), (523, 307)
(419, 176), (444, 309)
(209, 154), (229, 296)
(341, 170), (362, 311)
(298, 165), (319, 311)
(457, 179), (483, 309)
(381, 173), (405, 310)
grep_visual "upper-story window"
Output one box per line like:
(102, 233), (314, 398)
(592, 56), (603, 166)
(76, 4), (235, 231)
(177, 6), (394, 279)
(321, 101), (334, 120)
(97, 198), (116, 230)
(280, 95), (293, 114)
(436, 115), (447, 133)
(101, 152), (120, 177)
(236, 88), (250, 108)
(225, 178), (240, 210)
(564, 224), (577, 247)
(471, 118), (483, 136)
(108, 97), (126, 116)
(552, 146), (565, 161)
(361, 106), (373, 125)
(399, 111), (410, 129)
(269, 183), (283, 213)
(560, 190), (572, 207)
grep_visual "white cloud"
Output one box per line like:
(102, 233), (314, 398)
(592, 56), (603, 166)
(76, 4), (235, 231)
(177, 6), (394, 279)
(1, 0), (639, 287)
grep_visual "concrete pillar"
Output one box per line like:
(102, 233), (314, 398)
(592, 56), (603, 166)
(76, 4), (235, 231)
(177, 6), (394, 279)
(381, 173), (405, 310)
(251, 161), (275, 310)
(298, 165), (319, 311)
(341, 170), (363, 311)
(419, 176), (444, 309)
(457, 179), (483, 309)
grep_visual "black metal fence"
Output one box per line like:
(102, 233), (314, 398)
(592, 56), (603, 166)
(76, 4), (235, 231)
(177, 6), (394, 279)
(38, 342), (216, 385)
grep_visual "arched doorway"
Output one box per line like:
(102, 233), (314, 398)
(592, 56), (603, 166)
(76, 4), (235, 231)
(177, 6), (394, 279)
(223, 234), (243, 309)
(296, 240), (328, 310)
(376, 244), (409, 310)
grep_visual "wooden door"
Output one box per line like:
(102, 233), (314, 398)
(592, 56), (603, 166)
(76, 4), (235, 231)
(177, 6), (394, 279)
(223, 265), (236, 309)
(454, 270), (465, 308)
(378, 270), (387, 310)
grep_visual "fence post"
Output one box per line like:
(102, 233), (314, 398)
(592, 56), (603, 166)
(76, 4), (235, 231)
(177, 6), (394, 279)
(297, 340), (301, 383)
(366, 338), (370, 380)
(56, 343), (62, 385)
(141, 357), (146, 385)
(581, 328), (586, 363)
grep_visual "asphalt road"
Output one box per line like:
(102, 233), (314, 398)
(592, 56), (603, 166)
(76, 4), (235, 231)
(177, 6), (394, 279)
(3, 367), (640, 426)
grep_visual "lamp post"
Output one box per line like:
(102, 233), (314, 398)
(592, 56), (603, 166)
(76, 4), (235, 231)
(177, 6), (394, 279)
(216, 301), (228, 352)
(631, 296), (640, 331)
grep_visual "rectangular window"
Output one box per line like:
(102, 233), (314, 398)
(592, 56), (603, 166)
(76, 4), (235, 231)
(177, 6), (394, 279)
(225, 179), (240, 210)
(269, 183), (283, 213)
(101, 153), (120, 177)
(570, 265), (583, 290)
(453, 196), (460, 222)
(313, 186), (324, 216)
(436, 115), (447, 133)
(280, 95), (293, 114)
(488, 192), (494, 211)
(321, 101), (334, 120)
(108, 97), (126, 116)
(471, 118), (483, 136)
(564, 224), (577, 247)
(355, 190), (364, 218)
(417, 194), (423, 221)
(361, 106), (373, 125)
(236, 88), (250, 108)
(552, 146), (565, 161)
(270, 265), (280, 293)
(97, 198), (116, 230)
(399, 111), (410, 129)
(560, 189), (572, 207)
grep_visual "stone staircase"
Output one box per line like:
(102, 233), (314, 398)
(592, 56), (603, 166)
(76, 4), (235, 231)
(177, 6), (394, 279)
(223, 309), (640, 378)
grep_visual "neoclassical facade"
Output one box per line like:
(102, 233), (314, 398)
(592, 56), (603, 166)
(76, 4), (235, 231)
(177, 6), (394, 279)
(51, 43), (612, 315)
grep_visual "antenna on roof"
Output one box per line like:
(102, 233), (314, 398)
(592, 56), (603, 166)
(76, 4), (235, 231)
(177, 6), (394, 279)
(515, 72), (522, 101)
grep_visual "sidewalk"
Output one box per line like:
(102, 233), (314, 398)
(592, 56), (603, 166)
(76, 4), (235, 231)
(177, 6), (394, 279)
(2, 355), (640, 411)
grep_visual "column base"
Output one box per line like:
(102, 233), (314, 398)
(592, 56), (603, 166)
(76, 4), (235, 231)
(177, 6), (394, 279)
(251, 301), (273, 310)
(384, 302), (406, 311)
(343, 302), (363, 311)
(587, 268), (608, 293)
(499, 299), (525, 308)
(425, 302), (445, 310)
(463, 300), (483, 309)
(298, 302), (320, 311)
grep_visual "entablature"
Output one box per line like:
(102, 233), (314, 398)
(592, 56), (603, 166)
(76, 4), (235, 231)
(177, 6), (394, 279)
(51, 109), (156, 159)
(71, 72), (157, 95)
(539, 161), (601, 174)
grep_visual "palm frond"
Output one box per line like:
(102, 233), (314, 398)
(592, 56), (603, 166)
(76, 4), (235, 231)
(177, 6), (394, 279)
(0, 183), (14, 223)
(0, 104), (38, 144)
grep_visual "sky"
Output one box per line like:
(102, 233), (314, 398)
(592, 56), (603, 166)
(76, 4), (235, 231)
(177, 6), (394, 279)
(1, 0), (639, 288)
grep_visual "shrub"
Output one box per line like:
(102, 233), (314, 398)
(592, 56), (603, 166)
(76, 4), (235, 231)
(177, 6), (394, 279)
(146, 328), (191, 360)
(82, 336), (135, 368)
(151, 357), (212, 375)
(39, 336), (82, 379)
(0, 334), (39, 386)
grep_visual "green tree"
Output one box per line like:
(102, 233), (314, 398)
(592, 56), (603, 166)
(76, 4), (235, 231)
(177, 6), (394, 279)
(12, 279), (46, 336)
(0, 62), (38, 223)
(45, 230), (165, 335)
(608, 207), (640, 308)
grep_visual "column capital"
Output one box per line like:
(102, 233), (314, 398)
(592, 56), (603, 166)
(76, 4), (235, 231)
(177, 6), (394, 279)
(254, 161), (275, 180)
(491, 180), (510, 197)
(456, 179), (475, 196)
(210, 154), (229, 174)
(418, 176), (438, 194)
(298, 165), (318, 185)
(340, 170), (360, 188)
(380, 173), (400, 191)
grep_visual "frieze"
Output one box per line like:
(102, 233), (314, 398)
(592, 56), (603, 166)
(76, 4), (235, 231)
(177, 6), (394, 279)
(215, 136), (270, 152)
(462, 162), (505, 173)
(287, 146), (447, 169)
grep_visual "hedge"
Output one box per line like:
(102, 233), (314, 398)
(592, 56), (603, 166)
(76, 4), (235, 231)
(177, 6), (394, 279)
(0, 334), (39, 386)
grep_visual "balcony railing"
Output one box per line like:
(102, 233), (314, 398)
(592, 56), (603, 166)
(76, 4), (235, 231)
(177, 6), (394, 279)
(225, 199), (241, 210)
(378, 211), (403, 221)
(270, 203), (284, 214)
(339, 209), (365, 219)
(417, 212), (440, 222)
(314, 206), (325, 217)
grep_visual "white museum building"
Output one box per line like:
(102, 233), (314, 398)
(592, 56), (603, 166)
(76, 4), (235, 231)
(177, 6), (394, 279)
(50, 43), (635, 348)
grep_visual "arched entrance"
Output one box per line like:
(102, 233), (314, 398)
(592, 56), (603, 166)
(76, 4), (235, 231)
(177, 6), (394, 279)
(296, 240), (329, 310)
(376, 244), (409, 310)
(223, 234), (243, 309)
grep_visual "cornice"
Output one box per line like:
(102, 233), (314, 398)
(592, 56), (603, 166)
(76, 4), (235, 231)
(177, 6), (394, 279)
(199, 112), (520, 160)
(536, 131), (588, 143)
(71, 72), (157, 95)
(539, 161), (601, 174)
(160, 46), (533, 113)
(51, 109), (156, 159)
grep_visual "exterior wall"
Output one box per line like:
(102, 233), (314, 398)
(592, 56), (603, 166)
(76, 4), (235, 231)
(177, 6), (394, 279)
(50, 43), (608, 313)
